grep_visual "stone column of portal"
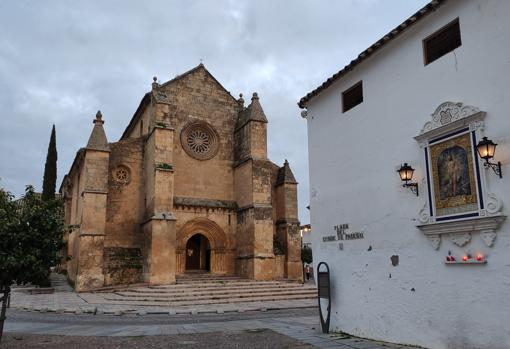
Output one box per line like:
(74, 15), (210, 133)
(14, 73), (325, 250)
(142, 80), (177, 285)
(75, 111), (110, 291)
(275, 160), (302, 281)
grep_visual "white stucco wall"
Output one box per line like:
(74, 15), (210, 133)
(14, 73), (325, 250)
(305, 1), (510, 348)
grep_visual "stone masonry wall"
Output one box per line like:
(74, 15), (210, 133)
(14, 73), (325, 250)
(105, 138), (144, 248)
(103, 247), (143, 285)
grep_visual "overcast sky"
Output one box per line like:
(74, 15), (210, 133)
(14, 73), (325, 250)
(0, 0), (429, 223)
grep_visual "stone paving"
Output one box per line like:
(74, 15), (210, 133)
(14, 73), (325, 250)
(10, 273), (316, 315)
(7, 275), (424, 348)
(5, 310), (421, 349)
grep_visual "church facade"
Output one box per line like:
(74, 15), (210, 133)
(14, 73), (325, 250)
(60, 64), (301, 291)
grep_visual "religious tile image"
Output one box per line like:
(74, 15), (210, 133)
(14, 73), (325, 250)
(430, 132), (478, 216)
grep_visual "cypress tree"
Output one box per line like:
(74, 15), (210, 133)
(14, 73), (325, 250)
(42, 125), (57, 201)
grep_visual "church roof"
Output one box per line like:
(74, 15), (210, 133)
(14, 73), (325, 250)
(160, 64), (236, 101)
(298, 0), (447, 109)
(276, 160), (298, 185)
(120, 92), (151, 140)
(236, 92), (268, 130)
(120, 64), (237, 140)
(86, 111), (109, 151)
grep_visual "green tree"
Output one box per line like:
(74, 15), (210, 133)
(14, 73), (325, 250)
(42, 125), (57, 201)
(301, 245), (313, 284)
(301, 245), (313, 265)
(0, 185), (66, 342)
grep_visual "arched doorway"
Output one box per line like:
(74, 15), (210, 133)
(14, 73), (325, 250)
(176, 218), (229, 275)
(185, 233), (211, 272)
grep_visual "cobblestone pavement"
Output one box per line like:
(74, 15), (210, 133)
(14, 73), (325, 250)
(4, 308), (424, 348)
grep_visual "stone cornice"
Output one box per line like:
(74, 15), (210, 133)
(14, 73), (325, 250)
(141, 212), (177, 225)
(79, 232), (106, 237)
(174, 196), (237, 211)
(81, 189), (108, 196)
(237, 203), (272, 212)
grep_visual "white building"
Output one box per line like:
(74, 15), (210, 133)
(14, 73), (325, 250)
(299, 1), (510, 348)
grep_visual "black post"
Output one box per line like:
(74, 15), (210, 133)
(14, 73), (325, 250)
(0, 285), (11, 343)
(317, 262), (331, 334)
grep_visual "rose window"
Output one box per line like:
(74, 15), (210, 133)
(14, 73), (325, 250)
(113, 165), (131, 184)
(180, 121), (219, 160)
(187, 129), (210, 154)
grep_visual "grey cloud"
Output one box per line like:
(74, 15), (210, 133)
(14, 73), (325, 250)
(0, 0), (429, 223)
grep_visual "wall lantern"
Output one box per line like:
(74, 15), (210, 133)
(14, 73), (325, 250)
(476, 137), (502, 178)
(397, 163), (418, 196)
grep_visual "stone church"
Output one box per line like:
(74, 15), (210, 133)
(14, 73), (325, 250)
(60, 64), (301, 291)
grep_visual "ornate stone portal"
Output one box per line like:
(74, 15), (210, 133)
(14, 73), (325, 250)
(414, 102), (506, 250)
(60, 64), (302, 291)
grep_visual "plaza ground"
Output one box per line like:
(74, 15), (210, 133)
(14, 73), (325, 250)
(3, 274), (424, 348)
(2, 330), (312, 349)
(2, 308), (423, 348)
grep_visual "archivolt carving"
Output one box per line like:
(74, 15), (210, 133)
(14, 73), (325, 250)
(176, 217), (228, 250)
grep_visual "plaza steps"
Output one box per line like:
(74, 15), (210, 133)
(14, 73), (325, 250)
(98, 274), (316, 306)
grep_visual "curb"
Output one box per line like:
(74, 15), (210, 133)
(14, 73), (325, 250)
(12, 304), (317, 317)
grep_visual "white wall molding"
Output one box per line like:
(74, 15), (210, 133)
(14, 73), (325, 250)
(417, 215), (506, 249)
(415, 102), (486, 143)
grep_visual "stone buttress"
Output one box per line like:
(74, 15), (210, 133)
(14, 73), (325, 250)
(275, 160), (301, 280)
(140, 78), (177, 285)
(68, 112), (110, 291)
(234, 93), (277, 280)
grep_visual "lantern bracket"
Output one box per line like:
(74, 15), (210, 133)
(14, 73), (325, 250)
(483, 160), (502, 178)
(403, 182), (419, 196)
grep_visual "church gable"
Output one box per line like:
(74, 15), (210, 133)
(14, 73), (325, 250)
(158, 65), (241, 202)
(159, 64), (240, 126)
(160, 64), (237, 104)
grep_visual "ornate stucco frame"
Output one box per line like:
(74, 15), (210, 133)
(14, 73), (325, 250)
(414, 102), (506, 250)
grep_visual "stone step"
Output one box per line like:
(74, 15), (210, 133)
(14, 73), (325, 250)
(101, 293), (316, 306)
(114, 287), (316, 300)
(177, 274), (242, 278)
(175, 279), (253, 284)
(99, 280), (302, 294)
(137, 283), (313, 294)
(153, 280), (297, 288)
